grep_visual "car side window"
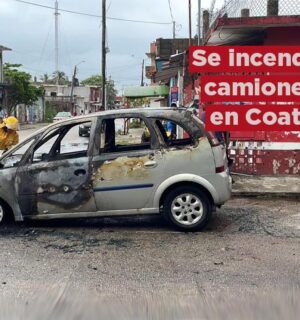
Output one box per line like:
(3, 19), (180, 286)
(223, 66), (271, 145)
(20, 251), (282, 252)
(60, 123), (90, 155)
(154, 119), (193, 147)
(100, 117), (153, 153)
(0, 138), (35, 168)
(32, 130), (60, 162)
(32, 122), (91, 162)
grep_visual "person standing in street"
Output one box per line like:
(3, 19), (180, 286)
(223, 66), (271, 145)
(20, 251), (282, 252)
(0, 116), (19, 152)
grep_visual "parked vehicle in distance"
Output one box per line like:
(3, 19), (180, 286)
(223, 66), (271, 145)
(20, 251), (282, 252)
(79, 123), (91, 137)
(0, 108), (232, 231)
(53, 112), (72, 122)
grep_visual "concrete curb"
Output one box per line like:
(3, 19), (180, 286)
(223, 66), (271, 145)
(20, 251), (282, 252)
(232, 174), (300, 196)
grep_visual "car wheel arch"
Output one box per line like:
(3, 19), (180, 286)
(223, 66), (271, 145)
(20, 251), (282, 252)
(158, 181), (214, 210)
(0, 198), (15, 223)
(154, 174), (218, 209)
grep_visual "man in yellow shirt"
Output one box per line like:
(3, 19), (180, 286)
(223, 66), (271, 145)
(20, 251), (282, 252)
(0, 116), (19, 151)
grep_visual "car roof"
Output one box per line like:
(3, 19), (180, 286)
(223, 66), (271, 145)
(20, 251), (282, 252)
(50, 107), (190, 125)
(0, 108), (199, 160)
(33, 107), (189, 135)
(80, 107), (186, 119)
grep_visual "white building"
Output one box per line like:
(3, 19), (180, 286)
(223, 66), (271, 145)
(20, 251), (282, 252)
(43, 84), (101, 115)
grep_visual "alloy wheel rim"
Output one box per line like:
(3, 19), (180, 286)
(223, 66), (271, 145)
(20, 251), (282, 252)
(171, 193), (203, 226)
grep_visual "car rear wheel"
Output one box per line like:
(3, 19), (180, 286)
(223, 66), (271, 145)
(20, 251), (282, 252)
(163, 186), (212, 231)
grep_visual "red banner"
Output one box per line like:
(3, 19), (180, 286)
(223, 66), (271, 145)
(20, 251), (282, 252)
(205, 105), (300, 131)
(189, 46), (300, 73)
(201, 75), (300, 102)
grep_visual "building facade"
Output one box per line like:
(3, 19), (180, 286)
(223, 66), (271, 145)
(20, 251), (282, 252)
(200, 0), (300, 175)
(42, 84), (101, 115)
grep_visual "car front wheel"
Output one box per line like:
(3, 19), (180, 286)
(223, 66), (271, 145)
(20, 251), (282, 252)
(0, 202), (8, 226)
(163, 186), (212, 231)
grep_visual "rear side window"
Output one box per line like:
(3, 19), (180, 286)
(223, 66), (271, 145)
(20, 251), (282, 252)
(154, 119), (194, 147)
(100, 117), (153, 153)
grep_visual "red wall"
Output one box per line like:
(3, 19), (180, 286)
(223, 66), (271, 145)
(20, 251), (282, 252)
(231, 26), (300, 143)
(264, 27), (300, 45)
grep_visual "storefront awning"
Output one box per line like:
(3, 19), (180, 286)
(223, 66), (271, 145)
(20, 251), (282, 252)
(124, 85), (169, 98)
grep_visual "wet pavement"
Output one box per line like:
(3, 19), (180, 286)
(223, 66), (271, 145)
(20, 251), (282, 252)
(0, 197), (299, 303)
(2, 127), (297, 318)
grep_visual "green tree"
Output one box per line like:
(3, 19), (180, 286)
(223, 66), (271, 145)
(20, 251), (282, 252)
(81, 74), (117, 109)
(106, 79), (118, 109)
(50, 71), (70, 85)
(40, 73), (50, 83)
(81, 74), (102, 86)
(3, 63), (43, 115)
(131, 97), (150, 107)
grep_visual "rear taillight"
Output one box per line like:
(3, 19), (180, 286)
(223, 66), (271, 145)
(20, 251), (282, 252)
(215, 165), (225, 173)
(207, 131), (221, 146)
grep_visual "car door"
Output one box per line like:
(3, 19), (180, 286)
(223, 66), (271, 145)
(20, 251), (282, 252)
(16, 120), (97, 217)
(152, 116), (215, 178)
(91, 115), (163, 212)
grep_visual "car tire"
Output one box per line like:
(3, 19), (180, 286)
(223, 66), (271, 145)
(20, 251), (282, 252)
(0, 201), (12, 226)
(163, 186), (212, 232)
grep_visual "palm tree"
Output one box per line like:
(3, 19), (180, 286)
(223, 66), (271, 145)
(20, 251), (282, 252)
(51, 71), (70, 85)
(40, 73), (50, 83)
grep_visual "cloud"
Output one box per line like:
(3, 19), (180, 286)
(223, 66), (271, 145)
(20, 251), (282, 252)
(0, 0), (213, 90)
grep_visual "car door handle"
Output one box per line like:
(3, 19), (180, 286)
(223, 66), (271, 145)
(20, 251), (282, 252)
(144, 160), (157, 168)
(74, 169), (86, 176)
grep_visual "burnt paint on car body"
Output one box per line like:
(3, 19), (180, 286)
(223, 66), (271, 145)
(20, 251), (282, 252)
(0, 108), (230, 223)
(16, 160), (95, 216)
(10, 110), (194, 216)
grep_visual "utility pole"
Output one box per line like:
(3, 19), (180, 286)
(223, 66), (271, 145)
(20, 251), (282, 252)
(70, 60), (84, 114)
(54, 0), (59, 82)
(198, 0), (202, 45)
(70, 65), (77, 114)
(188, 0), (192, 46)
(101, 0), (107, 110)
(0, 51), (4, 84)
(172, 21), (176, 39)
(141, 59), (145, 87)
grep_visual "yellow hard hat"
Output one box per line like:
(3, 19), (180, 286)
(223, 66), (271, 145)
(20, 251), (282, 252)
(4, 116), (19, 131)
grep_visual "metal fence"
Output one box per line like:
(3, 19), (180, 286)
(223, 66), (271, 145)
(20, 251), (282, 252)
(210, 0), (300, 26)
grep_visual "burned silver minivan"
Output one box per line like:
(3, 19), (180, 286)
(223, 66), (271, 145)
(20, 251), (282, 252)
(0, 108), (231, 231)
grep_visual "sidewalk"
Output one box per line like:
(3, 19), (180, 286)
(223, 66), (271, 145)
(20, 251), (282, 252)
(232, 174), (300, 196)
(19, 122), (49, 131)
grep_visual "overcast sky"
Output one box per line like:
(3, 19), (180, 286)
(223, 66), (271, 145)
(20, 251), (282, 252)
(0, 0), (224, 91)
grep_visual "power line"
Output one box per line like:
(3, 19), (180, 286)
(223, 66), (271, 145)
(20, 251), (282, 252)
(13, 0), (173, 25)
(109, 62), (142, 71)
(167, 0), (176, 38)
(167, 0), (175, 22)
(36, 20), (53, 75)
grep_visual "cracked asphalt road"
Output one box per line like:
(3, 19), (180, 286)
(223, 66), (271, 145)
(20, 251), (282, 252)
(0, 197), (299, 304)
(0, 127), (297, 318)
